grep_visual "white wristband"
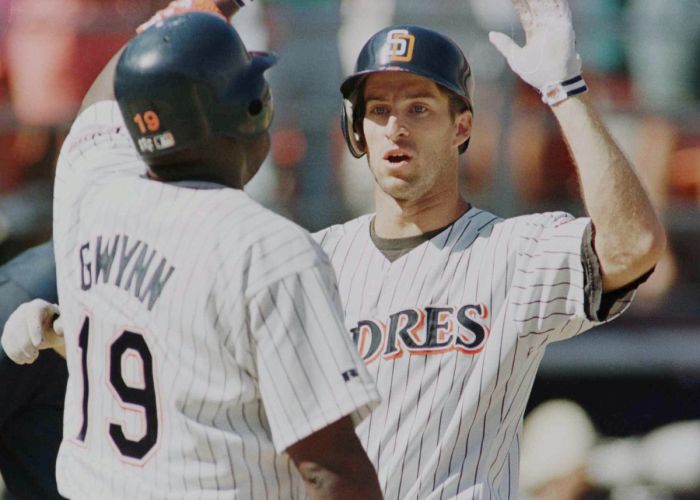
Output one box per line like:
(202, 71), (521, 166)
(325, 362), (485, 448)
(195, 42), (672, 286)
(540, 75), (588, 106)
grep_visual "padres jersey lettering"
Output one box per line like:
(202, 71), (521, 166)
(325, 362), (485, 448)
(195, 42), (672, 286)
(315, 210), (633, 499)
(351, 303), (490, 362)
(53, 101), (380, 499)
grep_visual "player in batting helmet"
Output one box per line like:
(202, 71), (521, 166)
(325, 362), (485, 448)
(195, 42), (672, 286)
(340, 24), (475, 158)
(114, 12), (276, 186)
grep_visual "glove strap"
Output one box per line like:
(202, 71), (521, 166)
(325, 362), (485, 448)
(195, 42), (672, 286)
(540, 75), (588, 106)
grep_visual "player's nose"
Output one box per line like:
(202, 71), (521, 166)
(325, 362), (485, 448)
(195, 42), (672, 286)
(385, 115), (408, 141)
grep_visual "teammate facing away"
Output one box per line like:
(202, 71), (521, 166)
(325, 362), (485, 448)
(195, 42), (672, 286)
(313, 0), (665, 498)
(1, 0), (666, 499)
(50, 4), (382, 499)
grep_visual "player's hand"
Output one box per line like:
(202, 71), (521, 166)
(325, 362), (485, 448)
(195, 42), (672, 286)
(137, 0), (249, 34)
(488, 0), (581, 92)
(1, 299), (63, 365)
(215, 0), (246, 19)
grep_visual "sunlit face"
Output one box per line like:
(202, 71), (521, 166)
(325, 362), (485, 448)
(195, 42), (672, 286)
(361, 72), (471, 203)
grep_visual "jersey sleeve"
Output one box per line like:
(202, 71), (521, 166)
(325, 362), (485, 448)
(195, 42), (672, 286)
(53, 101), (146, 270)
(311, 226), (332, 245)
(511, 213), (634, 342)
(55, 101), (145, 201)
(247, 258), (380, 453)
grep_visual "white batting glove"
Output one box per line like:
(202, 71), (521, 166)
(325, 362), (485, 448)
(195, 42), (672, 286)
(489, 0), (587, 105)
(1, 299), (63, 365)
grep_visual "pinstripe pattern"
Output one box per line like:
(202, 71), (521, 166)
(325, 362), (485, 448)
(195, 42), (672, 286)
(53, 101), (380, 499)
(314, 208), (634, 500)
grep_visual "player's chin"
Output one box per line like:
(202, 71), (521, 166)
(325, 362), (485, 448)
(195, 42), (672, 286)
(377, 177), (419, 200)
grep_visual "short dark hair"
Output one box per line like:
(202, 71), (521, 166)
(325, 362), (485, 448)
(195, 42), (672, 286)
(442, 88), (471, 118)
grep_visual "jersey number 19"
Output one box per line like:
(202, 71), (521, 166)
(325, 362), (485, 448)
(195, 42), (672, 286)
(76, 316), (160, 461)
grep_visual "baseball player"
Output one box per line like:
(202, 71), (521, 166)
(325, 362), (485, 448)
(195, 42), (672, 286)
(312, 0), (664, 497)
(2, 0), (666, 498)
(23, 1), (382, 498)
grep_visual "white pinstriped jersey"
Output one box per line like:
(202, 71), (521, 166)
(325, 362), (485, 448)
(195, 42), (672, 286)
(53, 101), (380, 499)
(314, 209), (634, 500)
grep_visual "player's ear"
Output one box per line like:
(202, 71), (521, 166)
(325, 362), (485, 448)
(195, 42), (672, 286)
(453, 110), (472, 151)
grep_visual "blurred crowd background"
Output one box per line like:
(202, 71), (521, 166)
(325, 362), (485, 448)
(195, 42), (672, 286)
(0, 0), (698, 498)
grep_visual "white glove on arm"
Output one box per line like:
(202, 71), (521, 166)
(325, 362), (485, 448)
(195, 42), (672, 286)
(489, 0), (587, 105)
(1, 299), (64, 365)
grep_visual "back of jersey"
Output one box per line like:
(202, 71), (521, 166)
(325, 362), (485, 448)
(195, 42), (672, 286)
(53, 102), (379, 499)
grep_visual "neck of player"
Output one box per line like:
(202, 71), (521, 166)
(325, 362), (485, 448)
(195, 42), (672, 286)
(373, 187), (469, 239)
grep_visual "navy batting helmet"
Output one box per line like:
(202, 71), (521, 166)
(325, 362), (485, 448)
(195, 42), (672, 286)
(341, 25), (474, 158)
(114, 12), (277, 165)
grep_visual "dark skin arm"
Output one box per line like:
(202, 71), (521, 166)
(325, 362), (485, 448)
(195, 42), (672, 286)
(287, 416), (383, 499)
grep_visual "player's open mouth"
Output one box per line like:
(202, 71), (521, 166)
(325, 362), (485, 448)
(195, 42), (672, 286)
(384, 150), (412, 164)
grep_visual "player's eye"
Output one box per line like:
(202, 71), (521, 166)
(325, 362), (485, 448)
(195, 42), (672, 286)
(411, 103), (428, 114)
(368, 104), (389, 116)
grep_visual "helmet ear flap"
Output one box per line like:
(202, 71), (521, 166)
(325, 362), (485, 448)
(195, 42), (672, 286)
(341, 98), (366, 158)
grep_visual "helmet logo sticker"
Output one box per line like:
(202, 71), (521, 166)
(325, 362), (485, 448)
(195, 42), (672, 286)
(137, 132), (176, 153)
(384, 29), (415, 63)
(153, 132), (176, 150)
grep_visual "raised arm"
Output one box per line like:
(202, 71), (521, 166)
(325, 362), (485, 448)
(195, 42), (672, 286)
(489, 0), (666, 292)
(549, 94), (664, 291)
